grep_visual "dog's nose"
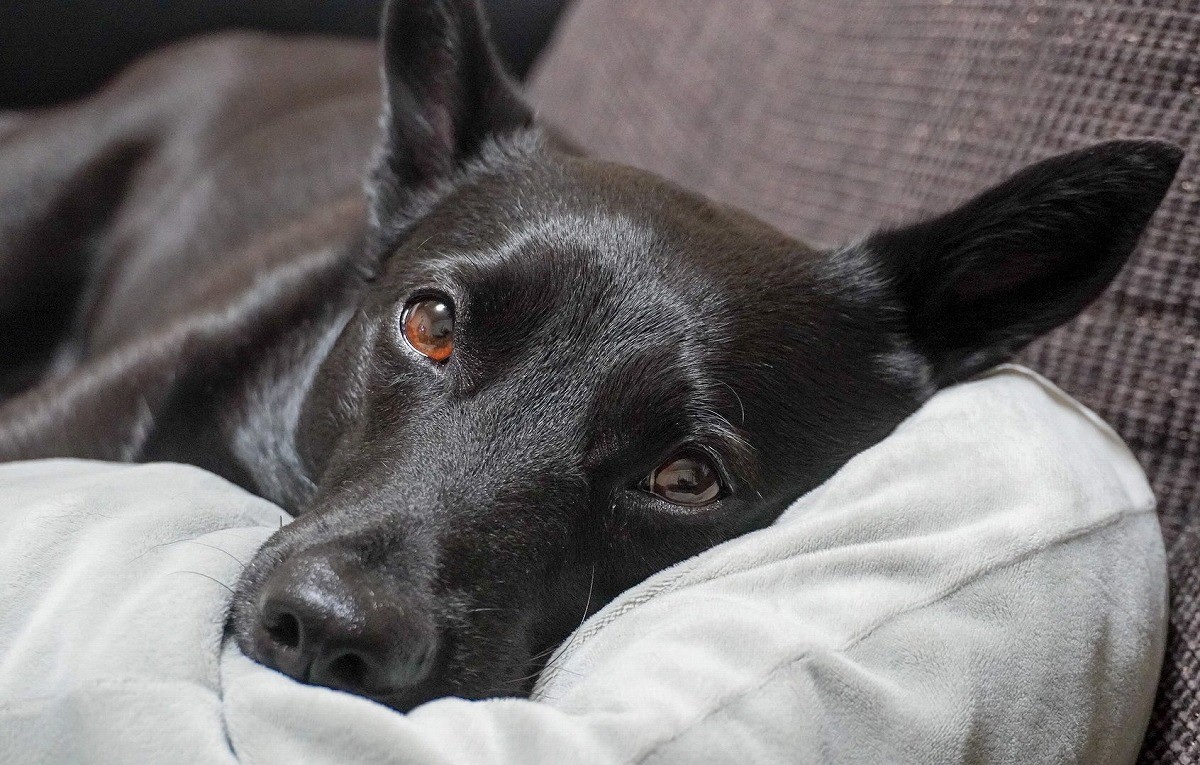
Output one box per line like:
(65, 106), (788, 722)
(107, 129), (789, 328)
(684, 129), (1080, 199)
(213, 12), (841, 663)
(252, 551), (437, 695)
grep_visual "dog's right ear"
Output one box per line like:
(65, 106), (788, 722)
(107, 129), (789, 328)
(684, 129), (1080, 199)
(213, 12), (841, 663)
(370, 0), (532, 220)
(865, 139), (1181, 387)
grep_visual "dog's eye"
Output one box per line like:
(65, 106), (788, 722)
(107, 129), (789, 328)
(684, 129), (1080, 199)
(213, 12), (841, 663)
(401, 298), (454, 362)
(646, 449), (723, 506)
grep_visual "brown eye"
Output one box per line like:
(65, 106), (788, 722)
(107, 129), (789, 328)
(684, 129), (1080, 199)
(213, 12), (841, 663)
(647, 449), (723, 506)
(402, 299), (454, 362)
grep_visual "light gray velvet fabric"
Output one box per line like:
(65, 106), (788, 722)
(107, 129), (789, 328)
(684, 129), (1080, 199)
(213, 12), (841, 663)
(0, 366), (1166, 764)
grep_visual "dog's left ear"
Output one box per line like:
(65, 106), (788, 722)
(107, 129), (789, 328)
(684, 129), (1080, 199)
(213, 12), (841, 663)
(370, 0), (532, 218)
(866, 139), (1182, 386)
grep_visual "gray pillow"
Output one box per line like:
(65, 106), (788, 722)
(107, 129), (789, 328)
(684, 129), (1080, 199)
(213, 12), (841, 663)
(0, 366), (1166, 764)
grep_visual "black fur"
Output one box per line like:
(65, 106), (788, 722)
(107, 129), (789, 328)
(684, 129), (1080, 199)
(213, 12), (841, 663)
(0, 0), (1181, 711)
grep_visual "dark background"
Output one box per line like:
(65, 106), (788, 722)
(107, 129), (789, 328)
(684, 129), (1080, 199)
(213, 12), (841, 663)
(0, 0), (568, 109)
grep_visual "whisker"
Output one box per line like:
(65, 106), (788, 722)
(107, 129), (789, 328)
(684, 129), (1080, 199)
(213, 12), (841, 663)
(502, 664), (584, 688)
(717, 380), (746, 425)
(170, 570), (235, 595)
(130, 539), (247, 567)
(128, 536), (197, 564)
(527, 644), (560, 663)
(182, 540), (247, 566)
(536, 563), (597, 684)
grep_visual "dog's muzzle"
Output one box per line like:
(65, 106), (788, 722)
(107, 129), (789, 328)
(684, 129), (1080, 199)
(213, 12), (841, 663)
(248, 549), (438, 696)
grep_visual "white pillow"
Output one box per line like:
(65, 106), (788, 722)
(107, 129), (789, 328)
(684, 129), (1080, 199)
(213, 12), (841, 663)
(0, 365), (1166, 764)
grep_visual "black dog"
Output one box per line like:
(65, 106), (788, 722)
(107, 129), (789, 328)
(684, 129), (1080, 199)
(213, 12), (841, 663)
(0, 0), (1180, 711)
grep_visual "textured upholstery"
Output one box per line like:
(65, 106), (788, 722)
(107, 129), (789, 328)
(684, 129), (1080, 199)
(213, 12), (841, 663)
(528, 1), (1200, 760)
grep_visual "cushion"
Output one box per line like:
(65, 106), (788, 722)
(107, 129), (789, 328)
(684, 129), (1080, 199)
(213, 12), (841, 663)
(527, 4), (1200, 758)
(0, 366), (1167, 764)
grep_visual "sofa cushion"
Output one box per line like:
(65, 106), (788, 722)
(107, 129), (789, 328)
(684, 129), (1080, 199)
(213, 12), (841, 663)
(0, 367), (1169, 764)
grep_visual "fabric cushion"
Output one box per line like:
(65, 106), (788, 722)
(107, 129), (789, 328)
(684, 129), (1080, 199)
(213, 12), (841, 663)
(0, 366), (1168, 764)
(527, 3), (1200, 758)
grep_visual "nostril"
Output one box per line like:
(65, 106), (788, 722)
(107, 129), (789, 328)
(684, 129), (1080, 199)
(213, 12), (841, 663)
(266, 611), (302, 650)
(253, 554), (440, 694)
(325, 652), (369, 690)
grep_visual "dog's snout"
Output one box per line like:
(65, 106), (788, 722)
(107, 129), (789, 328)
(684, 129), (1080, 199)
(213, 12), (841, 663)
(251, 551), (437, 696)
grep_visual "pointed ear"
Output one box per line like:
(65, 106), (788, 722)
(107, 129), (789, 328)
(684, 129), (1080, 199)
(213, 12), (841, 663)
(867, 139), (1182, 386)
(370, 0), (533, 218)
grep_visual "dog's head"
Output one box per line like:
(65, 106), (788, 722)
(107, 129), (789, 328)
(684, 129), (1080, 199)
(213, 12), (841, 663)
(229, 0), (1181, 710)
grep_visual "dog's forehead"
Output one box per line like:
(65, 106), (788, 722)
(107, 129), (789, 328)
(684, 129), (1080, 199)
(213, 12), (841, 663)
(475, 208), (662, 271)
(419, 204), (722, 333)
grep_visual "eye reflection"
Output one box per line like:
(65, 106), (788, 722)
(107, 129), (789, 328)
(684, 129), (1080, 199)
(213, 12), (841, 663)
(647, 449), (723, 506)
(402, 299), (454, 362)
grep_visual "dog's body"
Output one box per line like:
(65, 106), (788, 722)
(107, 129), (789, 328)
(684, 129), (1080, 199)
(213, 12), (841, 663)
(0, 1), (1180, 712)
(0, 34), (379, 488)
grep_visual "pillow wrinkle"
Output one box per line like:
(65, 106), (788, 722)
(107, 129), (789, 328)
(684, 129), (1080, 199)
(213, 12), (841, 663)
(628, 507), (1153, 765)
